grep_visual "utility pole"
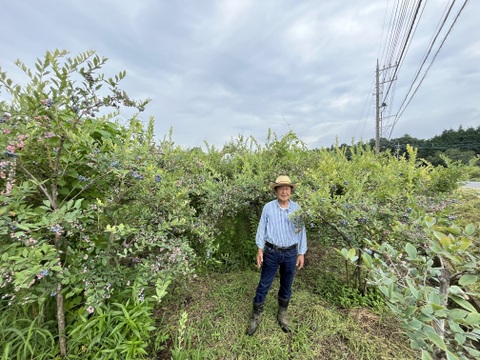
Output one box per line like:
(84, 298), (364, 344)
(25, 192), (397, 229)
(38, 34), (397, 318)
(374, 60), (396, 152)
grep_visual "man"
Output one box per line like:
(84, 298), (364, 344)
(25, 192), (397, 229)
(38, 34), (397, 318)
(246, 175), (307, 336)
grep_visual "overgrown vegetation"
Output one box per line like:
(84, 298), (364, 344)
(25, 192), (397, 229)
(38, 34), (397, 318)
(1, 50), (479, 359)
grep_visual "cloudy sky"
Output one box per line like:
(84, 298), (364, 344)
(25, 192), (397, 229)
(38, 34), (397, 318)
(1, 0), (479, 149)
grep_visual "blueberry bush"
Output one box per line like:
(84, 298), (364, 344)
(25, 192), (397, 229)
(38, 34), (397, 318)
(364, 218), (479, 360)
(0, 50), (213, 359)
(295, 144), (479, 359)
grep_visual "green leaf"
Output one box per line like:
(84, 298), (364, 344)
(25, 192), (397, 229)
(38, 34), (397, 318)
(445, 350), (459, 360)
(454, 333), (466, 346)
(451, 296), (477, 313)
(424, 326), (447, 351)
(16, 223), (31, 230)
(428, 292), (441, 306)
(74, 199), (83, 209)
(431, 303), (446, 311)
(465, 312), (480, 325)
(422, 301), (435, 315)
(439, 235), (452, 248)
(406, 279), (419, 299)
(433, 230), (446, 241)
(347, 248), (357, 262)
(408, 319), (423, 330)
(362, 252), (372, 268)
(458, 274), (477, 286)
(459, 237), (473, 251)
(466, 346), (480, 358)
(421, 350), (433, 360)
(449, 308), (469, 320)
(447, 320), (463, 333)
(444, 226), (461, 236)
(405, 306), (416, 317)
(465, 223), (475, 236)
(405, 243), (417, 259)
(425, 217), (436, 228)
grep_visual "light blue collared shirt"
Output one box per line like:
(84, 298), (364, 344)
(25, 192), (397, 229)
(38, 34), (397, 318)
(255, 199), (307, 255)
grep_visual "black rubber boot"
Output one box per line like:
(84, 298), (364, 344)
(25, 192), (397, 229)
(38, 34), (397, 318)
(277, 297), (291, 333)
(246, 302), (264, 336)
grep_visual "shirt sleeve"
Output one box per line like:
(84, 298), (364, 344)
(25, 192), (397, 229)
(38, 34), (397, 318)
(255, 205), (268, 250)
(297, 225), (307, 255)
(294, 203), (307, 255)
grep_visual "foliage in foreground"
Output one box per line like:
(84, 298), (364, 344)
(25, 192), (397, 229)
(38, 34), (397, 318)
(0, 50), (215, 359)
(364, 218), (479, 360)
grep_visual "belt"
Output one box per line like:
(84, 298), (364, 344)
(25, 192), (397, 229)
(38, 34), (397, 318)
(265, 242), (297, 252)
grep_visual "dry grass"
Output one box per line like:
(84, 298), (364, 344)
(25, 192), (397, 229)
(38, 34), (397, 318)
(154, 241), (417, 360)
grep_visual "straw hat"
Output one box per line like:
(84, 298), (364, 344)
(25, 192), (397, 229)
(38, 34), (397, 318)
(269, 175), (297, 190)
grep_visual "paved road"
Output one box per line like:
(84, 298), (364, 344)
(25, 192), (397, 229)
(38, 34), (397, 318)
(460, 181), (480, 189)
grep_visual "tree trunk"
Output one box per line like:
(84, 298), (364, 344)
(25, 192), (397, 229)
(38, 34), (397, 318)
(355, 254), (365, 293)
(56, 282), (67, 357)
(432, 256), (450, 360)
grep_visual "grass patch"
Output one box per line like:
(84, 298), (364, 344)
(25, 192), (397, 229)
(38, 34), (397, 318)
(454, 187), (480, 228)
(155, 245), (417, 360)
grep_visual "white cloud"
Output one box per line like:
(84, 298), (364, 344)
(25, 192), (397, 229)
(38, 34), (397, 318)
(0, 0), (478, 149)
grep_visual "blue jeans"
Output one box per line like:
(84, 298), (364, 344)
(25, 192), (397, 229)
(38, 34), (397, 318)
(253, 246), (297, 304)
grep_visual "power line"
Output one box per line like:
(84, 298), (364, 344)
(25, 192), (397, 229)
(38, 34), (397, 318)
(391, 1), (456, 123)
(382, 0), (425, 103)
(353, 80), (375, 141)
(374, 0), (471, 141)
(393, 0), (470, 124)
(373, 1), (427, 144)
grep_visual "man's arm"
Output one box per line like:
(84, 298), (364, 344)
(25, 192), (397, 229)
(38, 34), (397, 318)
(256, 248), (263, 269)
(255, 205), (268, 253)
(296, 209), (307, 269)
(296, 254), (304, 270)
(297, 224), (307, 256)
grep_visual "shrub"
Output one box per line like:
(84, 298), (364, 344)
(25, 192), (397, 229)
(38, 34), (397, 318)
(0, 50), (206, 358)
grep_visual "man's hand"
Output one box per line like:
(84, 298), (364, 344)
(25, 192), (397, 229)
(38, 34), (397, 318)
(256, 249), (264, 269)
(296, 254), (305, 270)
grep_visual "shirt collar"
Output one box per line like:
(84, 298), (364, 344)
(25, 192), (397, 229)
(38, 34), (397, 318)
(276, 199), (291, 210)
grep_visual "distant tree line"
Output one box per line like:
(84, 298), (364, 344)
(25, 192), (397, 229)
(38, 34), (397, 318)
(361, 126), (479, 166)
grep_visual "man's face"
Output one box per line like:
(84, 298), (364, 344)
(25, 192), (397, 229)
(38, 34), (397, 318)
(275, 185), (292, 202)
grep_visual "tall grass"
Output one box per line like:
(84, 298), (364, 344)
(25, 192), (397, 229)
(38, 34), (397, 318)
(0, 305), (58, 360)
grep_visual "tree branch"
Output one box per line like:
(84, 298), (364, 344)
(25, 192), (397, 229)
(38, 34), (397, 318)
(17, 162), (56, 207)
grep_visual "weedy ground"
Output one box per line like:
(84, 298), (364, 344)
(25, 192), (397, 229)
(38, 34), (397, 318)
(154, 243), (416, 360)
